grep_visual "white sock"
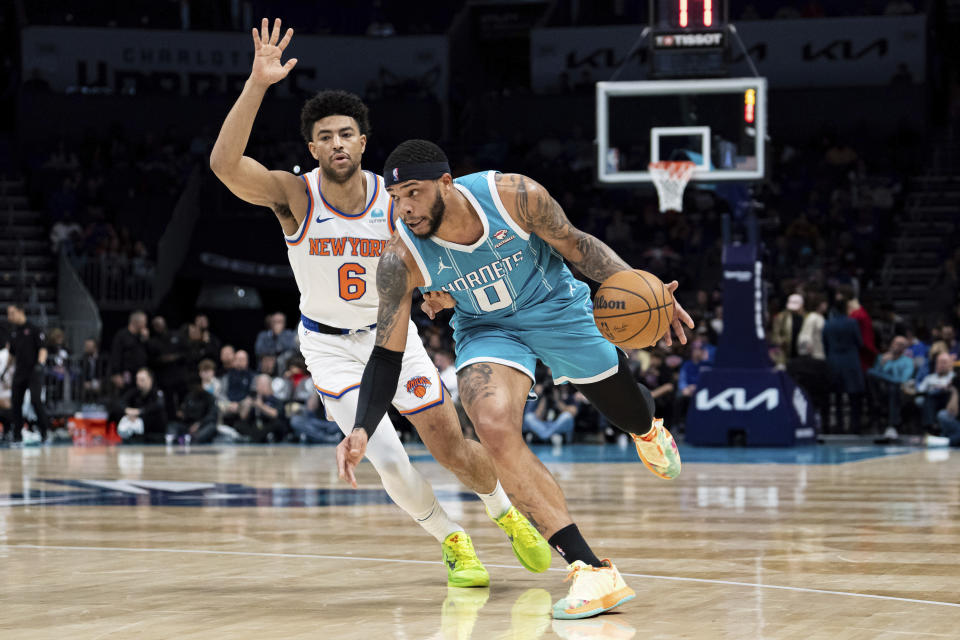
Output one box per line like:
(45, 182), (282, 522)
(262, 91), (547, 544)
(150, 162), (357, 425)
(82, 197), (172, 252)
(415, 497), (465, 542)
(477, 481), (512, 519)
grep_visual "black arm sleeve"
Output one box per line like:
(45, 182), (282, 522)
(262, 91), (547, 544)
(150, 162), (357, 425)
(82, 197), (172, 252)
(353, 345), (404, 439)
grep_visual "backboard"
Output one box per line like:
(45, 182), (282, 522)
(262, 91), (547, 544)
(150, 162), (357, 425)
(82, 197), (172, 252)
(596, 77), (767, 183)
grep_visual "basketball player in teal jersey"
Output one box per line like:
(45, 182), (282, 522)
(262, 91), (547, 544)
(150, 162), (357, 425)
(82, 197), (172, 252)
(338, 139), (693, 619)
(210, 18), (550, 588)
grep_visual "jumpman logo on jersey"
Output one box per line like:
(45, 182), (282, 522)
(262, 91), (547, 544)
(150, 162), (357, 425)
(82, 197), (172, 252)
(437, 257), (452, 274)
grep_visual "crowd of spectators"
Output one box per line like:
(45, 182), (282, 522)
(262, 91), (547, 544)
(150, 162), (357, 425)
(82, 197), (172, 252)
(35, 128), (196, 267)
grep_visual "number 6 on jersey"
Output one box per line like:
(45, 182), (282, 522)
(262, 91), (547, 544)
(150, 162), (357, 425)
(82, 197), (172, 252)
(338, 263), (366, 300)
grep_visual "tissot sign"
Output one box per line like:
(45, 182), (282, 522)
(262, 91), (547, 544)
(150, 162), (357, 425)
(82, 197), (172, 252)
(21, 27), (447, 97)
(531, 15), (924, 90)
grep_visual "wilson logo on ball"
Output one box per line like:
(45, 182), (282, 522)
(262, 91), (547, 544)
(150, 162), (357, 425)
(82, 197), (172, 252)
(594, 296), (626, 311)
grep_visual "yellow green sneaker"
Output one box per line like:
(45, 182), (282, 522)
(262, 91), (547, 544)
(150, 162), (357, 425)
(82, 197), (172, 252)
(442, 531), (490, 587)
(489, 506), (552, 573)
(632, 418), (682, 479)
(440, 586), (489, 639)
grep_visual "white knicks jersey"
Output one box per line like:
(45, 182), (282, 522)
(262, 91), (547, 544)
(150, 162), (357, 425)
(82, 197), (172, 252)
(284, 169), (395, 329)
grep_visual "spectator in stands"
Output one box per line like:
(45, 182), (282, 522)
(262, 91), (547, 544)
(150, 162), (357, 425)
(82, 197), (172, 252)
(254, 312), (297, 367)
(280, 356), (312, 403)
(116, 367), (167, 443)
(44, 327), (70, 381)
(259, 353), (292, 400)
(924, 375), (960, 448)
(771, 294), (805, 363)
(196, 358), (221, 399)
(193, 313), (221, 361)
(798, 292), (827, 359)
(848, 298), (877, 372)
(522, 383), (579, 446)
(76, 338), (104, 400)
(290, 391), (342, 444)
(235, 374), (288, 443)
(916, 353), (956, 430)
(218, 344), (235, 375)
(676, 340), (709, 424)
(110, 310), (149, 390)
(867, 335), (914, 441)
(823, 296), (865, 433)
(787, 338), (832, 430)
(637, 350), (676, 425)
(166, 375), (219, 445)
(49, 213), (82, 254)
(941, 324), (958, 357)
(147, 316), (188, 414)
(221, 348), (254, 415)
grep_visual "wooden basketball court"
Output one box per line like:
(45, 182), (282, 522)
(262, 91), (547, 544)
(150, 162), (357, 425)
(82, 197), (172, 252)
(1, 442), (958, 639)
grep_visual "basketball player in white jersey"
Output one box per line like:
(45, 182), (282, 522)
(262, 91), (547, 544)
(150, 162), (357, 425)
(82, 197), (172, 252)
(209, 18), (550, 586)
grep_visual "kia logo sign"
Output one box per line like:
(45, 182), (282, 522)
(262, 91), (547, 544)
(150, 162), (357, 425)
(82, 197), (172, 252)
(695, 388), (780, 411)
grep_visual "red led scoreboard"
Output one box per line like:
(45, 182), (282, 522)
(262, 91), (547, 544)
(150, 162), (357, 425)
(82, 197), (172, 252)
(649, 0), (730, 78)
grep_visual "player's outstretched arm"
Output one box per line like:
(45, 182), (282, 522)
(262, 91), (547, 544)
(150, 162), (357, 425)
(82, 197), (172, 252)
(337, 237), (420, 487)
(209, 18), (305, 233)
(495, 173), (629, 282)
(495, 173), (694, 344)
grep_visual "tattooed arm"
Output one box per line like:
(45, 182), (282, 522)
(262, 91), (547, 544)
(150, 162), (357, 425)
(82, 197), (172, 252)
(494, 172), (694, 345)
(494, 173), (629, 283)
(337, 237), (424, 486)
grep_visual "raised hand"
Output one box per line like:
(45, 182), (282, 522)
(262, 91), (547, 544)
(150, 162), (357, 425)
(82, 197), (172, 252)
(662, 280), (695, 347)
(250, 17), (297, 88)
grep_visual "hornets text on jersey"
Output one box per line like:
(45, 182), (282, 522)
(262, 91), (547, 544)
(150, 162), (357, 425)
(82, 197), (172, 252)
(395, 170), (585, 319)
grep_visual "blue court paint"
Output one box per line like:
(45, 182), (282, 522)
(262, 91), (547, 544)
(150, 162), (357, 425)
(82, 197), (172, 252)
(411, 443), (917, 465)
(0, 479), (480, 508)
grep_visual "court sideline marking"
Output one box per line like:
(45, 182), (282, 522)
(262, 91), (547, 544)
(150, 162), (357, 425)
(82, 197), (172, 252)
(3, 543), (958, 609)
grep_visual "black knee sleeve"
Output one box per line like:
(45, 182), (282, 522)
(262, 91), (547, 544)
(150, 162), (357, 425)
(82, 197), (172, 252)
(573, 349), (655, 436)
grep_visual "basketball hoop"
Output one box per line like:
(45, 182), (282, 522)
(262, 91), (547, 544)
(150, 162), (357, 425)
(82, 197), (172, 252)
(648, 161), (696, 213)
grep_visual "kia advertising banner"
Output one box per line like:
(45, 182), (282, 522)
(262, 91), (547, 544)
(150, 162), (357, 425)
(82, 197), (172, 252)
(531, 15), (925, 91)
(685, 240), (818, 446)
(21, 26), (447, 98)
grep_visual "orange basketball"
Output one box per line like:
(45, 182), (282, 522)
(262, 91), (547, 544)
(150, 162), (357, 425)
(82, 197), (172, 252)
(593, 270), (674, 349)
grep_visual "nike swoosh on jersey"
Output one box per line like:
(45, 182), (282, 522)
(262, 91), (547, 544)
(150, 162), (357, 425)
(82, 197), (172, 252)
(315, 216), (334, 223)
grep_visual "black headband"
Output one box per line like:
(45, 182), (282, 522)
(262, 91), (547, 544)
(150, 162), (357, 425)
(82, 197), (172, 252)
(383, 162), (451, 187)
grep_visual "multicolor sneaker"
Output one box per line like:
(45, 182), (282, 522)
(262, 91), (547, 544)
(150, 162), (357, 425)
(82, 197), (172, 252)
(440, 586), (489, 639)
(632, 418), (681, 479)
(489, 506), (552, 573)
(552, 560), (635, 620)
(442, 531), (490, 588)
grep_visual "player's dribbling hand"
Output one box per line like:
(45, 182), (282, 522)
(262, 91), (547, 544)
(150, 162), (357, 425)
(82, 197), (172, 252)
(336, 428), (368, 489)
(421, 291), (456, 320)
(662, 280), (695, 347)
(250, 18), (298, 88)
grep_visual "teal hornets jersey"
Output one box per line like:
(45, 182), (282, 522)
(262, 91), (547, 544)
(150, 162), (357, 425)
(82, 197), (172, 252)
(395, 171), (583, 321)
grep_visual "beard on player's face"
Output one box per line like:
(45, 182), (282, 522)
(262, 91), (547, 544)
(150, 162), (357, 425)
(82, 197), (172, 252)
(410, 186), (445, 238)
(319, 154), (361, 185)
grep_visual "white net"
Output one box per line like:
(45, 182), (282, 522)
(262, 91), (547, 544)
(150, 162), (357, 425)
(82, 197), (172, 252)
(648, 161), (696, 213)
